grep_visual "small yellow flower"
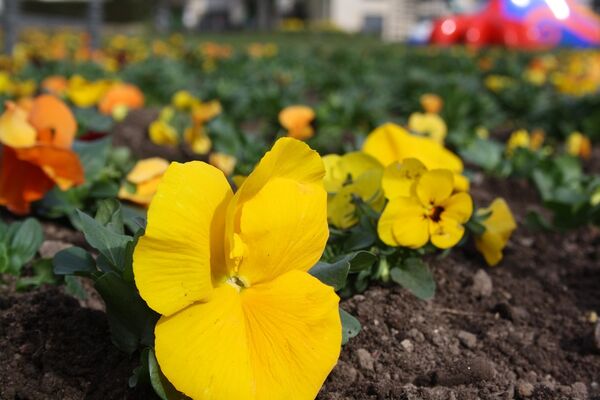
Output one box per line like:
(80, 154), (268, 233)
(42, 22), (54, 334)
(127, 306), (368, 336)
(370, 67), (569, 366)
(66, 75), (110, 108)
(172, 90), (197, 110)
(408, 112), (447, 143)
(192, 100), (222, 124)
(279, 105), (315, 140)
(149, 120), (179, 147)
(209, 152), (237, 176)
(506, 129), (530, 155)
(363, 123), (469, 192)
(484, 75), (514, 92)
(118, 158), (169, 206)
(323, 152), (384, 229)
(133, 137), (341, 399)
(184, 125), (212, 154)
(475, 198), (517, 266)
(566, 131), (592, 159)
(378, 169), (473, 249)
(420, 93), (443, 114)
(381, 158), (427, 199)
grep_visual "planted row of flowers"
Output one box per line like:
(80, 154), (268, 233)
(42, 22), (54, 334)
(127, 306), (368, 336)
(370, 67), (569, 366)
(1, 32), (599, 399)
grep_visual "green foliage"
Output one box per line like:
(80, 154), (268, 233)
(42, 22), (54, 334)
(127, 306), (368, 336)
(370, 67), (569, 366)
(390, 258), (436, 301)
(53, 200), (158, 355)
(0, 218), (44, 276)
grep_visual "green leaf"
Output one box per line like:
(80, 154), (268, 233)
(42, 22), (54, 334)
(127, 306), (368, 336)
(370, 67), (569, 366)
(64, 276), (88, 299)
(460, 138), (503, 171)
(94, 272), (159, 354)
(390, 258), (435, 300)
(16, 259), (56, 290)
(310, 251), (376, 290)
(0, 243), (8, 273)
(53, 246), (96, 275)
(340, 308), (361, 345)
(10, 218), (44, 269)
(95, 199), (125, 235)
(77, 210), (133, 271)
(72, 136), (111, 180)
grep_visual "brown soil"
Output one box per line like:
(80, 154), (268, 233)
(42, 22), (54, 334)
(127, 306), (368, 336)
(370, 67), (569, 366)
(111, 108), (199, 163)
(1, 161), (599, 399)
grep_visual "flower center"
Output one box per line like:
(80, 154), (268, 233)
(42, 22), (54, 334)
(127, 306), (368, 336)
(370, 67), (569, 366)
(429, 206), (444, 223)
(226, 275), (248, 291)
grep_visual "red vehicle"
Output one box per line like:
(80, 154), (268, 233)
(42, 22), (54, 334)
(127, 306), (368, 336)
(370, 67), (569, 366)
(430, 0), (600, 48)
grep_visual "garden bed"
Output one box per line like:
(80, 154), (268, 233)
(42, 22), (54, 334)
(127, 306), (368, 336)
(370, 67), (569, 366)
(1, 170), (598, 400)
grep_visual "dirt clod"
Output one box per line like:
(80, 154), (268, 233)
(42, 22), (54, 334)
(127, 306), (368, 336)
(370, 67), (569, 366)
(471, 269), (493, 298)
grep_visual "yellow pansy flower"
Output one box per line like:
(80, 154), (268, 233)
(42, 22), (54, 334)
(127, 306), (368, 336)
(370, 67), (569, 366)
(184, 125), (212, 154)
(66, 75), (110, 108)
(133, 138), (341, 399)
(279, 105), (316, 140)
(378, 169), (473, 249)
(0, 102), (37, 148)
(408, 112), (447, 143)
(172, 90), (197, 110)
(149, 120), (179, 147)
(323, 152), (384, 229)
(209, 152), (237, 176)
(566, 131), (592, 160)
(381, 158), (427, 200)
(475, 198), (517, 266)
(362, 123), (469, 192)
(506, 129), (530, 155)
(118, 157), (169, 206)
(192, 100), (222, 124)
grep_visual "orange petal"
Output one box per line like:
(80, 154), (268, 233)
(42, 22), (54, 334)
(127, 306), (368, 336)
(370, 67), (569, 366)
(14, 145), (84, 190)
(99, 83), (145, 115)
(0, 146), (54, 215)
(28, 94), (77, 149)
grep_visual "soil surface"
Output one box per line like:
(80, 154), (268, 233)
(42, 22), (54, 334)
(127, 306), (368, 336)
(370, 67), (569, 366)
(1, 140), (600, 399)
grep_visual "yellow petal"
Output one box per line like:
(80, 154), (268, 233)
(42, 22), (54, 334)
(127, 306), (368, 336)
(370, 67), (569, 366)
(441, 192), (473, 224)
(408, 112), (447, 143)
(155, 271), (341, 400)
(382, 158), (427, 199)
(118, 176), (162, 206)
(133, 161), (233, 316)
(242, 270), (341, 400)
(453, 173), (470, 192)
(209, 152), (237, 176)
(126, 157), (169, 184)
(155, 284), (254, 400)
(378, 196), (429, 248)
(149, 120), (179, 147)
(328, 169), (384, 229)
(0, 103), (37, 148)
(475, 232), (505, 266)
(416, 169), (454, 207)
(429, 217), (465, 249)
(184, 126), (212, 154)
(227, 138), (328, 285)
(323, 152), (382, 194)
(475, 198), (517, 266)
(192, 100), (222, 123)
(362, 123), (463, 172)
(322, 154), (343, 193)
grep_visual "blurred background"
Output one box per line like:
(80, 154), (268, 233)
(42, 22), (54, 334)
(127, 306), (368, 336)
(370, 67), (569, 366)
(2, 0), (599, 52)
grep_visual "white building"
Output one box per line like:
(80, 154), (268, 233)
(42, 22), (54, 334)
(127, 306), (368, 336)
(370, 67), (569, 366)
(307, 0), (451, 41)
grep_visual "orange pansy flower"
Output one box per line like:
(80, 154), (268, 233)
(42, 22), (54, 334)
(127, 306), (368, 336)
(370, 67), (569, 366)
(98, 83), (145, 115)
(0, 95), (84, 215)
(279, 105), (316, 140)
